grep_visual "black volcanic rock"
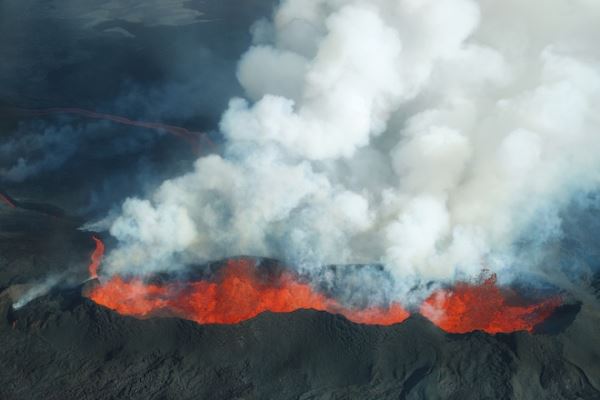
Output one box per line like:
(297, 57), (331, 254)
(1, 211), (600, 399)
(0, 210), (92, 288)
(1, 283), (599, 400)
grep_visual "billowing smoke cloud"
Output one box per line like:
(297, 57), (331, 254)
(102, 0), (600, 302)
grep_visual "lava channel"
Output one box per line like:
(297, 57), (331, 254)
(420, 272), (562, 334)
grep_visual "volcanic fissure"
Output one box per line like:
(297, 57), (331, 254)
(85, 237), (561, 333)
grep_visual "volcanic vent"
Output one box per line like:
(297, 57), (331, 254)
(85, 239), (410, 326)
(84, 238), (562, 334)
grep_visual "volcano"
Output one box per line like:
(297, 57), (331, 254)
(2, 245), (599, 400)
(3, 0), (600, 398)
(84, 238), (563, 334)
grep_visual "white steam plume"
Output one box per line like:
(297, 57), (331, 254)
(101, 0), (600, 301)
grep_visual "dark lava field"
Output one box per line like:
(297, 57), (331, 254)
(0, 209), (599, 400)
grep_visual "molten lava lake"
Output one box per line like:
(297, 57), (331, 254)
(85, 238), (562, 333)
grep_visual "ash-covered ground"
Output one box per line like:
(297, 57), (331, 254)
(2, 1), (600, 399)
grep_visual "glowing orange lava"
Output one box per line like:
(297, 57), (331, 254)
(88, 236), (105, 279)
(85, 238), (559, 331)
(420, 272), (562, 334)
(0, 190), (17, 208)
(87, 258), (410, 326)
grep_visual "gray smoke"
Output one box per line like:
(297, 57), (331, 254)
(11, 275), (62, 310)
(101, 0), (600, 301)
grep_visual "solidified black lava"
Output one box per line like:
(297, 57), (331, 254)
(1, 284), (599, 400)
(1, 209), (600, 399)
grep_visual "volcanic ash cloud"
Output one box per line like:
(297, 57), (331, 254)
(102, 0), (600, 301)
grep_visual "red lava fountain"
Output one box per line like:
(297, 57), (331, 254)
(88, 236), (105, 280)
(87, 259), (410, 326)
(420, 272), (562, 334)
(85, 237), (559, 331)
(4, 107), (210, 154)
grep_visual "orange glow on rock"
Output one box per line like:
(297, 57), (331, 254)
(87, 259), (410, 326)
(420, 272), (562, 334)
(88, 236), (105, 279)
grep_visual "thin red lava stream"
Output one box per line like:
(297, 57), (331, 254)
(85, 237), (560, 332)
(87, 258), (410, 326)
(4, 107), (210, 153)
(0, 191), (17, 208)
(420, 272), (562, 334)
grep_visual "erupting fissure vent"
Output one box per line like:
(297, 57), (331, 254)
(88, 236), (105, 280)
(420, 272), (562, 334)
(0, 190), (17, 208)
(4, 106), (209, 153)
(85, 237), (560, 332)
(87, 258), (410, 326)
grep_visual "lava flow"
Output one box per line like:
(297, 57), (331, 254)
(420, 272), (562, 334)
(0, 190), (17, 208)
(86, 255), (409, 326)
(88, 236), (105, 280)
(85, 238), (560, 331)
(4, 106), (210, 154)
